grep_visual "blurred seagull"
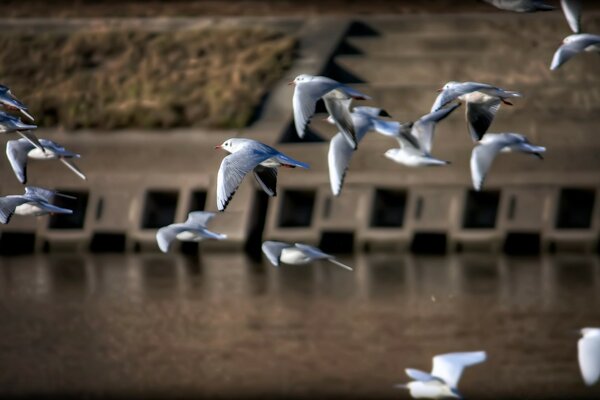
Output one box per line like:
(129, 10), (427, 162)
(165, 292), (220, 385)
(261, 241), (353, 271)
(6, 138), (86, 184)
(470, 133), (545, 191)
(550, 34), (600, 70)
(395, 351), (487, 399)
(0, 84), (34, 121)
(431, 81), (522, 142)
(290, 74), (370, 150)
(578, 327), (600, 386)
(215, 138), (309, 211)
(561, 0), (582, 33)
(480, 0), (554, 12)
(0, 111), (44, 152)
(156, 211), (227, 253)
(0, 186), (74, 224)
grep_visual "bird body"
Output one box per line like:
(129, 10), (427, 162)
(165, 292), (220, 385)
(262, 241), (353, 271)
(578, 327), (600, 386)
(156, 211), (227, 253)
(0, 186), (74, 224)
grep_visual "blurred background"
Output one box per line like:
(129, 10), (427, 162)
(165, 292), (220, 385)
(0, 1), (599, 398)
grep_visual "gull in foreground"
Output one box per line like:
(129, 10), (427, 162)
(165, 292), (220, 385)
(578, 327), (600, 386)
(480, 0), (554, 12)
(0, 84), (34, 121)
(290, 74), (370, 150)
(550, 34), (600, 70)
(395, 351), (487, 399)
(215, 138), (309, 211)
(431, 81), (522, 142)
(0, 111), (44, 152)
(0, 186), (74, 224)
(156, 211), (227, 253)
(471, 133), (545, 191)
(6, 138), (86, 184)
(261, 241), (353, 271)
(561, 0), (582, 33)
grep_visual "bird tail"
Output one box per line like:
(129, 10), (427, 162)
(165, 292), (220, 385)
(276, 153), (309, 169)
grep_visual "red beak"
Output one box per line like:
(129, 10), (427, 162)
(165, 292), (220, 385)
(214, 145), (222, 150)
(288, 81), (295, 86)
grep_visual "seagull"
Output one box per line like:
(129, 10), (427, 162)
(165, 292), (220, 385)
(578, 327), (600, 386)
(215, 138), (309, 211)
(561, 0), (582, 33)
(0, 111), (44, 152)
(156, 211), (227, 253)
(395, 351), (487, 399)
(0, 84), (34, 121)
(6, 138), (86, 184)
(290, 74), (370, 150)
(261, 241), (353, 271)
(431, 81), (522, 142)
(480, 0), (554, 12)
(0, 186), (74, 224)
(550, 34), (600, 70)
(470, 133), (545, 191)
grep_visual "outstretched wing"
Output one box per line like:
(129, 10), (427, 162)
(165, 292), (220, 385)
(470, 136), (511, 191)
(24, 186), (57, 202)
(156, 225), (186, 253)
(0, 196), (29, 224)
(550, 35), (600, 70)
(578, 334), (600, 386)
(405, 368), (441, 383)
(253, 165), (278, 197)
(413, 103), (461, 153)
(466, 98), (501, 142)
(323, 95), (357, 150)
(328, 132), (355, 197)
(261, 241), (291, 266)
(292, 80), (338, 138)
(561, 0), (582, 33)
(6, 139), (35, 184)
(185, 211), (216, 228)
(431, 351), (487, 389)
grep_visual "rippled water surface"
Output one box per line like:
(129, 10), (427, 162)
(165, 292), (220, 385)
(0, 253), (599, 399)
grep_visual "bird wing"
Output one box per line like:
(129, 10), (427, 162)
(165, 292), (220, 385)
(253, 165), (278, 197)
(470, 135), (514, 191)
(156, 224), (186, 253)
(561, 0), (582, 33)
(198, 228), (227, 241)
(24, 186), (57, 202)
(0, 196), (29, 224)
(323, 94), (357, 150)
(261, 241), (291, 266)
(6, 139), (35, 184)
(185, 211), (216, 227)
(328, 131), (355, 197)
(578, 335), (600, 386)
(395, 130), (424, 155)
(466, 98), (501, 142)
(431, 351), (487, 389)
(405, 368), (441, 383)
(293, 79), (338, 138)
(413, 103), (461, 153)
(430, 83), (485, 112)
(59, 158), (87, 181)
(216, 148), (272, 211)
(550, 36), (600, 70)
(372, 119), (402, 137)
(293, 243), (331, 260)
(16, 130), (44, 153)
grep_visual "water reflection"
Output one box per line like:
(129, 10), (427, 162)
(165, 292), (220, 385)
(0, 253), (598, 398)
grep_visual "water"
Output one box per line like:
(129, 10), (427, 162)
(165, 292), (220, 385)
(0, 253), (599, 399)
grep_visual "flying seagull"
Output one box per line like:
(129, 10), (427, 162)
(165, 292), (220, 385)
(261, 241), (353, 271)
(0, 111), (44, 152)
(0, 84), (34, 121)
(0, 186), (74, 224)
(156, 211), (227, 253)
(578, 327), (600, 386)
(550, 34), (600, 70)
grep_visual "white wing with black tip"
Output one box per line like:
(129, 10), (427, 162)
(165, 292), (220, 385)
(292, 78), (339, 138)
(466, 98), (501, 142)
(253, 165), (278, 197)
(6, 139), (35, 184)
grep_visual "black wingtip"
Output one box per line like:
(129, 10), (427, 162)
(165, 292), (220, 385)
(378, 109), (391, 118)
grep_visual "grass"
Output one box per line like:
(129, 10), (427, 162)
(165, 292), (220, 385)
(0, 28), (296, 130)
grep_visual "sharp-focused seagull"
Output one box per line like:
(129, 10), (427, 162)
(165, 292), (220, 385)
(431, 81), (522, 142)
(156, 211), (227, 253)
(550, 34), (600, 70)
(215, 138), (309, 211)
(395, 351), (487, 399)
(261, 241), (353, 271)
(480, 0), (554, 12)
(0, 186), (74, 224)
(471, 133), (545, 191)
(561, 0), (582, 33)
(0, 84), (34, 121)
(578, 327), (600, 386)
(0, 111), (44, 152)
(290, 74), (370, 150)
(6, 138), (86, 184)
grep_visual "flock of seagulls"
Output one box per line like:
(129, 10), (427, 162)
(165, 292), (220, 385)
(0, 0), (598, 397)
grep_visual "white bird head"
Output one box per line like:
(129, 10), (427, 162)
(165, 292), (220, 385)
(581, 327), (600, 337)
(214, 138), (246, 154)
(289, 74), (314, 86)
(384, 148), (401, 160)
(438, 81), (459, 92)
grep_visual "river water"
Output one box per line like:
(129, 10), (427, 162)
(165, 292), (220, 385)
(0, 253), (599, 399)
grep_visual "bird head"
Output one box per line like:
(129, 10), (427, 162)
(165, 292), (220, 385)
(215, 138), (245, 154)
(288, 74), (313, 86)
(438, 81), (458, 92)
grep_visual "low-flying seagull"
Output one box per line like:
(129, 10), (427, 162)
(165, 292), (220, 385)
(470, 132), (545, 191)
(0, 186), (74, 224)
(6, 138), (86, 184)
(290, 74), (370, 150)
(395, 351), (487, 399)
(561, 0), (582, 33)
(0, 84), (34, 121)
(261, 241), (353, 271)
(578, 327), (600, 386)
(480, 0), (554, 12)
(156, 211), (227, 253)
(215, 138), (309, 211)
(431, 81), (522, 142)
(550, 34), (600, 70)
(0, 111), (44, 152)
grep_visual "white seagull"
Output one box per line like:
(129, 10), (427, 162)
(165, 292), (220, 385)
(431, 81), (522, 142)
(0, 111), (44, 152)
(395, 351), (487, 399)
(6, 138), (86, 184)
(578, 327), (600, 386)
(156, 211), (227, 253)
(471, 133), (545, 191)
(550, 34), (600, 70)
(561, 0), (582, 33)
(0, 84), (35, 121)
(290, 74), (370, 150)
(0, 186), (74, 224)
(480, 0), (554, 12)
(261, 241), (353, 271)
(215, 138), (309, 211)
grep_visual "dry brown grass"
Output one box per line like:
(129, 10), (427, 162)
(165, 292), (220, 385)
(0, 28), (295, 130)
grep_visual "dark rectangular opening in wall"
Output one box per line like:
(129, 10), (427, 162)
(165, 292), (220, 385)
(556, 188), (595, 229)
(462, 190), (500, 229)
(278, 190), (315, 228)
(503, 232), (540, 255)
(371, 189), (407, 228)
(319, 231), (354, 254)
(90, 232), (126, 253)
(48, 190), (89, 230)
(0, 232), (36, 255)
(189, 190), (207, 212)
(245, 190), (270, 260)
(411, 232), (447, 254)
(141, 190), (179, 229)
